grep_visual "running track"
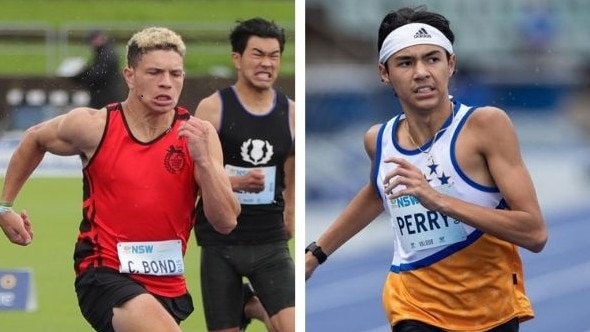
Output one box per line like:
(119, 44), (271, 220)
(306, 205), (590, 332)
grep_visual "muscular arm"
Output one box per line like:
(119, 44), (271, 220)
(2, 108), (100, 203)
(1, 107), (103, 244)
(306, 124), (385, 279)
(194, 93), (241, 191)
(446, 107), (547, 252)
(179, 116), (239, 234)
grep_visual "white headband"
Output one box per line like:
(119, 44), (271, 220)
(378, 23), (454, 64)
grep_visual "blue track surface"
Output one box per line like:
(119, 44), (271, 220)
(306, 205), (590, 332)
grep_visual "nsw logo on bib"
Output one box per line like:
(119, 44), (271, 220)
(388, 184), (467, 251)
(117, 240), (184, 276)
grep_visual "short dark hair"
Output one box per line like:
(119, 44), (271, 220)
(230, 17), (286, 55)
(377, 6), (455, 57)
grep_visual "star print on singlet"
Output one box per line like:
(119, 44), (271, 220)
(423, 158), (451, 186)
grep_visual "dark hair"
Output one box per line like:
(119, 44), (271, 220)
(377, 6), (455, 56)
(230, 17), (286, 55)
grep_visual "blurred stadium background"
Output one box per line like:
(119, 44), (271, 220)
(0, 0), (294, 331)
(305, 0), (590, 331)
(0, 0), (295, 135)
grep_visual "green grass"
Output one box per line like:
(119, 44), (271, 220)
(0, 0), (295, 76)
(0, 0), (295, 25)
(0, 177), (293, 331)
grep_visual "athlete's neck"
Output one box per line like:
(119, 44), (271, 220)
(403, 100), (454, 143)
(233, 82), (275, 114)
(121, 101), (174, 140)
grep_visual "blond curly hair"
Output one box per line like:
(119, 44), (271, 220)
(126, 27), (186, 68)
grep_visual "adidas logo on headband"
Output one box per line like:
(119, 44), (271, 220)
(379, 23), (453, 64)
(414, 28), (432, 39)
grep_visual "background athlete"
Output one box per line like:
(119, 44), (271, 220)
(194, 17), (295, 332)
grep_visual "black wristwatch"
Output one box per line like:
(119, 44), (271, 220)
(306, 241), (327, 264)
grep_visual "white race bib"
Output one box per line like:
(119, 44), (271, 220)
(117, 240), (184, 276)
(225, 164), (276, 205)
(388, 184), (467, 251)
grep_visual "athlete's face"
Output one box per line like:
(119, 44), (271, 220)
(379, 44), (455, 112)
(233, 36), (281, 90)
(124, 49), (185, 113)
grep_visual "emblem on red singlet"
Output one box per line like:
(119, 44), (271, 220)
(164, 145), (185, 174)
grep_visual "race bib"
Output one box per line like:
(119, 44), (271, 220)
(388, 184), (466, 251)
(117, 240), (184, 276)
(225, 164), (276, 205)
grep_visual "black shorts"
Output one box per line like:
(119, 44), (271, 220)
(392, 317), (519, 332)
(75, 267), (194, 332)
(200, 241), (295, 330)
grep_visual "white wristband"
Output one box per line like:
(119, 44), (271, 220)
(0, 205), (13, 215)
